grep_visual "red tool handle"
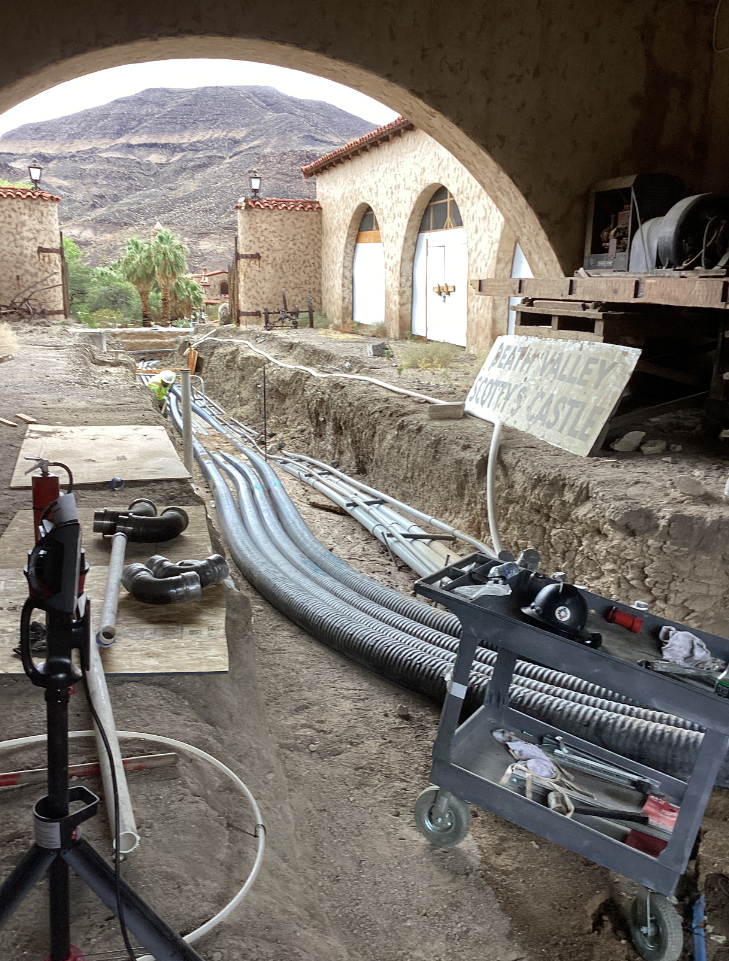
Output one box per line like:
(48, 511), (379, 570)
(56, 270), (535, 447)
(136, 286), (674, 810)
(607, 606), (643, 633)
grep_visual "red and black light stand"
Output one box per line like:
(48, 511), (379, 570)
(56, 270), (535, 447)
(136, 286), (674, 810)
(0, 487), (204, 961)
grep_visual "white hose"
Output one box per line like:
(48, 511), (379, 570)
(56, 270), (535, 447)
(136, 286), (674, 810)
(189, 336), (505, 554)
(0, 730), (265, 955)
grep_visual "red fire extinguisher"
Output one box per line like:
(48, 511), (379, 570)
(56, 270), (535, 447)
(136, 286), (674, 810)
(25, 458), (74, 542)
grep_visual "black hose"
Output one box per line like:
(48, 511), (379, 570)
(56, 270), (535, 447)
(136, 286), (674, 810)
(146, 553), (229, 588)
(242, 447), (464, 637)
(121, 563), (202, 605)
(217, 453), (701, 730)
(197, 444), (724, 784)
(94, 506), (189, 543)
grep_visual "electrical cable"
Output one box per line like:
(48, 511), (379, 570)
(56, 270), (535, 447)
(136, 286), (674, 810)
(0, 730), (265, 958)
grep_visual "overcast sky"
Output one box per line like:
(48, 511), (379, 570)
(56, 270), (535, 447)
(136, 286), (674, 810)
(0, 59), (398, 137)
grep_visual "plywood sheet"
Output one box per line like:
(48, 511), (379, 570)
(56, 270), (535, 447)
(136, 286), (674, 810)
(0, 507), (227, 675)
(11, 425), (189, 488)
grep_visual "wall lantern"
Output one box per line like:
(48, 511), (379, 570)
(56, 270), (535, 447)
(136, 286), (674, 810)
(249, 171), (262, 199)
(27, 160), (42, 191)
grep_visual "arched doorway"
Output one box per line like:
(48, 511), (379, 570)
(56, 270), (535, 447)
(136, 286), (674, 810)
(411, 187), (467, 346)
(352, 206), (385, 325)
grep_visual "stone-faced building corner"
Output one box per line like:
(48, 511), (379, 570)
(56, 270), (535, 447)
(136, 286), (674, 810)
(0, 187), (65, 317)
(234, 197), (322, 325)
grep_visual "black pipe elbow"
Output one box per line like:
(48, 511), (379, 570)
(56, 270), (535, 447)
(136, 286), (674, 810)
(121, 563), (202, 605)
(146, 553), (229, 588)
(94, 506), (189, 543)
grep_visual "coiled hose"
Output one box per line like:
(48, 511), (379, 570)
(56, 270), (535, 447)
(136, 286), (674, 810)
(197, 444), (723, 784)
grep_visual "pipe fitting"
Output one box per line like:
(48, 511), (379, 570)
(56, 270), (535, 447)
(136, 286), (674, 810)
(146, 553), (229, 588)
(94, 506), (189, 543)
(121, 563), (202, 605)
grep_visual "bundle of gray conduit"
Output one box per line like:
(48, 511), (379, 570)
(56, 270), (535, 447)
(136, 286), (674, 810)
(167, 393), (729, 787)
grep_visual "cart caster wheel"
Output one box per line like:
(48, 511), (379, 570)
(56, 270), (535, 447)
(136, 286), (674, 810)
(628, 893), (683, 961)
(413, 786), (471, 847)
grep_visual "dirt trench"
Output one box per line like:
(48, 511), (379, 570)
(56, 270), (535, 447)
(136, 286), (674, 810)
(1, 327), (728, 961)
(194, 329), (729, 639)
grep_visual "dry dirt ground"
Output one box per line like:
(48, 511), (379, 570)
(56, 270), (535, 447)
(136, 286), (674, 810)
(0, 327), (727, 961)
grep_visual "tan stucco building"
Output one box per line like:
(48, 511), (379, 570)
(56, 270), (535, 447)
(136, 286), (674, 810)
(0, 187), (65, 317)
(303, 118), (520, 351)
(191, 267), (229, 305)
(234, 197), (322, 323)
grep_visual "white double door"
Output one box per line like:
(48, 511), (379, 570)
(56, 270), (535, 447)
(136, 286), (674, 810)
(411, 227), (467, 346)
(352, 241), (386, 325)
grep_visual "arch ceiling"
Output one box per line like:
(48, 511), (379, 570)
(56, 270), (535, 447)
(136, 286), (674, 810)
(0, 0), (720, 275)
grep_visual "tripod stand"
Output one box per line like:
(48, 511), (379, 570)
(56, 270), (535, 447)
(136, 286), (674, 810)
(0, 495), (204, 961)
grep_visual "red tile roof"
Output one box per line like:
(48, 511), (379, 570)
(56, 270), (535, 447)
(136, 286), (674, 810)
(234, 197), (321, 211)
(301, 117), (415, 179)
(0, 187), (61, 202)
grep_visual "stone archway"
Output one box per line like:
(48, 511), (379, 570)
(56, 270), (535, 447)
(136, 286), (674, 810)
(0, 36), (563, 276)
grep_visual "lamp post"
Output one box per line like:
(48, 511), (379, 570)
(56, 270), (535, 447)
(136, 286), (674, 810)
(27, 160), (42, 191)
(249, 171), (261, 199)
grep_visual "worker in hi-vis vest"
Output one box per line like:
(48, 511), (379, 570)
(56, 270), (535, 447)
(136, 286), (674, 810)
(148, 369), (176, 412)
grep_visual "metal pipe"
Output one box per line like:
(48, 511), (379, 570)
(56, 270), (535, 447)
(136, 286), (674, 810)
(180, 367), (194, 477)
(277, 451), (496, 558)
(96, 532), (127, 646)
(86, 640), (140, 854)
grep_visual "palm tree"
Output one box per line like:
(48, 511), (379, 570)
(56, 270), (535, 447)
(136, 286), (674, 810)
(170, 276), (205, 320)
(151, 228), (189, 326)
(118, 238), (155, 326)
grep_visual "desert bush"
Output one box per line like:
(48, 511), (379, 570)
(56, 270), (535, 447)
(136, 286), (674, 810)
(399, 341), (462, 370)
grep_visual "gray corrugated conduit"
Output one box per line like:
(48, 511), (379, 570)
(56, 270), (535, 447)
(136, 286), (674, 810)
(217, 453), (699, 733)
(169, 391), (724, 783)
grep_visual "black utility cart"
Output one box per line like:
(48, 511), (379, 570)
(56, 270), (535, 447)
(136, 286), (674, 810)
(413, 554), (729, 961)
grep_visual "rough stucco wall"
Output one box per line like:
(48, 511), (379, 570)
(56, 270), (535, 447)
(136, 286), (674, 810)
(316, 128), (506, 351)
(0, 1), (716, 275)
(236, 206), (321, 322)
(0, 198), (63, 313)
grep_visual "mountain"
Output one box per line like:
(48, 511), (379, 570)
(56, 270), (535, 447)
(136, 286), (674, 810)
(0, 86), (375, 269)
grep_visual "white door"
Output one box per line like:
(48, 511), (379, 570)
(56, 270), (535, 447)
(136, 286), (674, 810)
(352, 242), (385, 325)
(418, 227), (468, 346)
(411, 234), (428, 337)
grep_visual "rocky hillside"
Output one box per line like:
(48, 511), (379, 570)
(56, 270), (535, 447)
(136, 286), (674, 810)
(0, 86), (374, 269)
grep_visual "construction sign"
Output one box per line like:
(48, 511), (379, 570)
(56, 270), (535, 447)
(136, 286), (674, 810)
(465, 335), (641, 456)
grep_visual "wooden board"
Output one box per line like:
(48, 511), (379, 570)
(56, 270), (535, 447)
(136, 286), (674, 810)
(0, 507), (228, 675)
(642, 278), (729, 309)
(11, 425), (190, 488)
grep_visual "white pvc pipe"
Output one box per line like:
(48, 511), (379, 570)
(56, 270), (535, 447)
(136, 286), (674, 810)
(0, 729), (265, 956)
(86, 640), (140, 855)
(96, 531), (127, 646)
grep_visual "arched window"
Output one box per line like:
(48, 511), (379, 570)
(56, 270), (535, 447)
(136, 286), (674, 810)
(419, 187), (463, 233)
(220, 281), (229, 296)
(357, 206), (380, 239)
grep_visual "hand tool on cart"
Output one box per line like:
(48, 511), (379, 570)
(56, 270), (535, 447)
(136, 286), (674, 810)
(412, 549), (729, 961)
